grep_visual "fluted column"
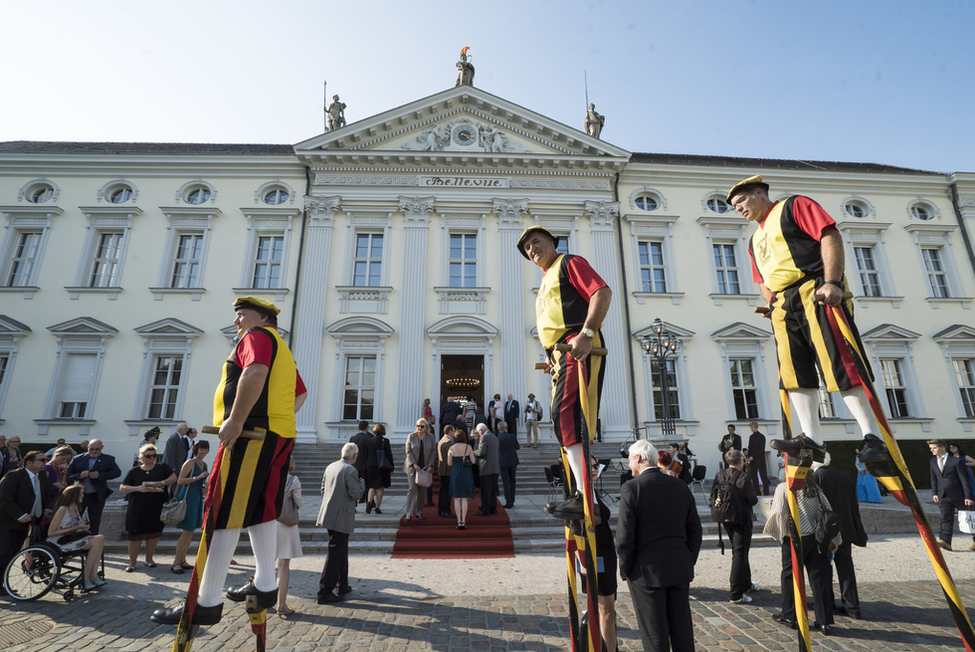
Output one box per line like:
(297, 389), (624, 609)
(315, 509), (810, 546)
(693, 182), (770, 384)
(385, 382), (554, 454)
(494, 198), (530, 409)
(395, 196), (434, 437)
(585, 200), (631, 439)
(291, 195), (339, 443)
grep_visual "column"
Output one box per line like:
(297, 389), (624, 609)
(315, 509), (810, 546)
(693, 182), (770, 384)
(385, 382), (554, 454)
(494, 198), (529, 407)
(291, 195), (339, 443)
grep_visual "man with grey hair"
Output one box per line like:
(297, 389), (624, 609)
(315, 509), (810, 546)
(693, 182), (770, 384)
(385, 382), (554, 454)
(473, 423), (500, 516)
(617, 439), (701, 651)
(316, 442), (364, 603)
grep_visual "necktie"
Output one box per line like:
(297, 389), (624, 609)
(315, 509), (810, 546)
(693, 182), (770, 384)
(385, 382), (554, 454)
(939, 455), (945, 471)
(31, 472), (42, 518)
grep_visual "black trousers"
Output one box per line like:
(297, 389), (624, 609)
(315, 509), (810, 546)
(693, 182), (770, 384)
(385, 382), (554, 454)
(318, 529), (349, 596)
(779, 535), (832, 625)
(748, 463), (770, 496)
(0, 522), (30, 590)
(723, 523), (753, 599)
(82, 493), (105, 535)
(438, 473), (452, 514)
(627, 577), (694, 652)
(828, 540), (860, 613)
(479, 473), (498, 514)
(937, 496), (962, 544)
(500, 466), (517, 506)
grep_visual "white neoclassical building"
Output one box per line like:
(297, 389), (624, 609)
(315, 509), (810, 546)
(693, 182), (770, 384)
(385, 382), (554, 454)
(2, 84), (974, 472)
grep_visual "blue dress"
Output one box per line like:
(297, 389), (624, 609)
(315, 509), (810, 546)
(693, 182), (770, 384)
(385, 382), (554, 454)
(450, 446), (475, 499)
(175, 461), (206, 531)
(855, 455), (883, 503)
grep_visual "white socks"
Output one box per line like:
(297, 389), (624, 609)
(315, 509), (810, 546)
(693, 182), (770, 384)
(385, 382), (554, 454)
(248, 520), (278, 592)
(788, 388), (822, 444)
(197, 528), (240, 607)
(564, 443), (595, 502)
(841, 384), (876, 438)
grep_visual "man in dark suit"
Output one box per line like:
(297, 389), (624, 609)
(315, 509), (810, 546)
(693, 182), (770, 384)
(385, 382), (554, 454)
(718, 425), (742, 469)
(0, 450), (56, 587)
(473, 423), (500, 515)
(504, 394), (520, 435)
(617, 440), (702, 651)
(65, 439), (121, 535)
(497, 422), (520, 508)
(815, 456), (868, 618)
(745, 422), (770, 495)
(439, 398), (461, 436)
(162, 422), (195, 497)
(929, 438), (974, 550)
(349, 420), (372, 504)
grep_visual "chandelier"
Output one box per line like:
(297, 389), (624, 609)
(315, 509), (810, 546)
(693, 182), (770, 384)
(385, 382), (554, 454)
(446, 375), (481, 390)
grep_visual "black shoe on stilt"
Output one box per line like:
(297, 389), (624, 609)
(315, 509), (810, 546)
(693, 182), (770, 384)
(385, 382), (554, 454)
(769, 434), (826, 463)
(226, 580), (278, 609)
(545, 492), (585, 521)
(858, 433), (891, 464)
(151, 603), (223, 626)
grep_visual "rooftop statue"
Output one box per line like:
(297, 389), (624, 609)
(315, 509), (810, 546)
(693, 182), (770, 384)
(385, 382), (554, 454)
(455, 47), (475, 87)
(584, 103), (605, 139)
(327, 95), (347, 131)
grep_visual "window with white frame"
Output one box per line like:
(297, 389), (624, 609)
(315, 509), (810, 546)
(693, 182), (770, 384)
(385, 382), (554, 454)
(56, 353), (96, 418)
(343, 355), (376, 420)
(840, 223), (897, 302)
(921, 247), (950, 298)
(0, 206), (62, 297)
(706, 196), (731, 213)
(67, 207), (140, 299)
(6, 231), (42, 286)
(905, 224), (969, 305)
(449, 233), (477, 288)
(650, 359), (681, 419)
(634, 193), (659, 211)
(853, 246), (882, 297)
(638, 241), (667, 293)
(151, 207), (219, 300)
(0, 316), (29, 421)
(729, 358), (759, 420)
(556, 236), (569, 256)
(21, 179), (57, 204)
(90, 232), (124, 287)
(252, 234), (284, 288)
(171, 233), (204, 288)
(353, 233), (384, 287)
(952, 358), (975, 419)
(146, 355), (183, 419)
(131, 318), (201, 425)
(879, 358), (911, 418)
(713, 243), (741, 294)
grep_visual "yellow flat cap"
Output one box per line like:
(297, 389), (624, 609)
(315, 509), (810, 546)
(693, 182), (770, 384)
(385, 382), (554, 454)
(233, 295), (281, 316)
(727, 175), (770, 203)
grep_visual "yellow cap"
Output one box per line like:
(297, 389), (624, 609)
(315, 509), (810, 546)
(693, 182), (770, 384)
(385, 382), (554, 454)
(233, 295), (281, 316)
(727, 175), (769, 203)
(516, 225), (558, 260)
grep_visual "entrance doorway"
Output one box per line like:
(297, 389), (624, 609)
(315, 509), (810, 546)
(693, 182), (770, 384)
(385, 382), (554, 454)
(440, 354), (484, 415)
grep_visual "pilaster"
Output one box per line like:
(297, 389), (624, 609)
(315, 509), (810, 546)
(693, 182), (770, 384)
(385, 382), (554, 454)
(494, 198), (530, 407)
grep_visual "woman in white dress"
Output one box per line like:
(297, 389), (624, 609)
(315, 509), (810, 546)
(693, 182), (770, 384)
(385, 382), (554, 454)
(275, 457), (303, 616)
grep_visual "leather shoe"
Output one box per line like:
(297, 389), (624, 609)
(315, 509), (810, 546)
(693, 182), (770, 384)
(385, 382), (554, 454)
(939, 539), (952, 551)
(772, 612), (797, 630)
(366, 500), (374, 514)
(858, 433), (891, 464)
(317, 592), (342, 604)
(503, 503), (514, 509)
(338, 585), (352, 596)
(226, 580), (278, 609)
(151, 603), (223, 626)
(545, 493), (585, 521)
(770, 434), (826, 463)
(475, 511), (491, 517)
(835, 605), (861, 619)
(812, 621), (833, 636)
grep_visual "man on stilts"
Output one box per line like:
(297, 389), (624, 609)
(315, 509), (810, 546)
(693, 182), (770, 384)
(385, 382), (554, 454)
(152, 296), (306, 633)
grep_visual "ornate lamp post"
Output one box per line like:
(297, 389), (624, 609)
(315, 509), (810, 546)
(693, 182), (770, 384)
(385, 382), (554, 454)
(641, 318), (680, 438)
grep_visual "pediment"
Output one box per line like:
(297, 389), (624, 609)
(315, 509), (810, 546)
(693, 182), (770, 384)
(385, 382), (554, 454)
(47, 316), (117, 336)
(295, 85), (629, 169)
(0, 315), (31, 336)
(326, 316), (394, 336)
(932, 324), (975, 342)
(632, 321), (696, 340)
(860, 323), (921, 342)
(428, 316), (498, 338)
(134, 318), (204, 338)
(710, 321), (772, 341)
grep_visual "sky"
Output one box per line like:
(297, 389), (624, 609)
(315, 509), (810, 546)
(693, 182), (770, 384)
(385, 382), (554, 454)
(1, 0), (973, 173)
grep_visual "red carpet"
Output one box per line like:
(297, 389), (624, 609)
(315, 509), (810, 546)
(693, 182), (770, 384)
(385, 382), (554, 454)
(391, 500), (514, 559)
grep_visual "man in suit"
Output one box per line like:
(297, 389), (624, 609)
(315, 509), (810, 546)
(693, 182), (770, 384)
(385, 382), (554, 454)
(617, 439), (702, 651)
(0, 450), (56, 589)
(718, 425), (742, 469)
(65, 438), (121, 535)
(349, 420), (371, 504)
(746, 421), (770, 496)
(497, 422), (520, 508)
(929, 438), (974, 551)
(162, 422), (196, 496)
(437, 424), (457, 518)
(504, 394), (520, 435)
(316, 443), (364, 603)
(439, 398), (461, 436)
(815, 455), (868, 618)
(473, 423), (500, 515)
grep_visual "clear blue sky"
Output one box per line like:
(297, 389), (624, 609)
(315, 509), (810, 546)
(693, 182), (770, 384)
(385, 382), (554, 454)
(2, 0), (972, 173)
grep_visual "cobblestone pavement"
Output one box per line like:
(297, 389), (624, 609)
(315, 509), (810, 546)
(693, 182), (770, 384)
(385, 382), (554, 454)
(3, 535), (974, 651)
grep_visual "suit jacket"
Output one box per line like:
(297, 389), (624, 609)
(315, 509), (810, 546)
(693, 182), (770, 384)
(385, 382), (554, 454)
(162, 432), (190, 473)
(349, 430), (372, 476)
(404, 432), (435, 475)
(437, 434), (455, 476)
(475, 431), (500, 475)
(439, 401), (461, 429)
(676, 453), (693, 484)
(316, 459), (363, 534)
(718, 433), (742, 454)
(66, 453), (122, 501)
(746, 431), (767, 470)
(616, 467), (702, 587)
(931, 454), (974, 504)
(497, 431), (520, 467)
(504, 399), (520, 432)
(815, 464), (867, 547)
(0, 467), (56, 525)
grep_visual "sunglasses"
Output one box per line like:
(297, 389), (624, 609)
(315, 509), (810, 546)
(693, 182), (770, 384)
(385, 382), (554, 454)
(142, 454), (157, 458)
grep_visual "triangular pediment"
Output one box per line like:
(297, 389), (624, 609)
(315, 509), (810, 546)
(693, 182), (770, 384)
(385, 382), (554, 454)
(0, 315), (31, 336)
(47, 316), (117, 336)
(860, 323), (921, 342)
(710, 322), (772, 341)
(134, 318), (204, 338)
(295, 85), (629, 169)
(932, 324), (975, 342)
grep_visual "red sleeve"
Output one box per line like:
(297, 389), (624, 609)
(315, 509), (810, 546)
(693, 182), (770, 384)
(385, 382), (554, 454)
(791, 196), (836, 241)
(564, 255), (608, 301)
(295, 370), (306, 397)
(235, 329), (274, 369)
(750, 248), (764, 285)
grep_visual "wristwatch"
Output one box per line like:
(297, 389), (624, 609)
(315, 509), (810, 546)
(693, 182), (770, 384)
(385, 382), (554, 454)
(580, 328), (595, 338)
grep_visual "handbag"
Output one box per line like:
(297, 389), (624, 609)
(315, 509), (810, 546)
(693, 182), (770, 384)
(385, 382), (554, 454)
(277, 477), (300, 527)
(959, 510), (975, 534)
(814, 491), (841, 551)
(161, 495), (187, 526)
(376, 448), (394, 471)
(415, 468), (433, 488)
(462, 444), (474, 467)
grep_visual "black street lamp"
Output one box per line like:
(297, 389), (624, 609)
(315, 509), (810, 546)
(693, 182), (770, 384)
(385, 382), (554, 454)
(641, 318), (680, 438)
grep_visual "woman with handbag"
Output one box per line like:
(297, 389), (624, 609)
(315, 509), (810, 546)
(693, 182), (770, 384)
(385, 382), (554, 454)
(47, 484), (106, 590)
(447, 430), (476, 530)
(364, 423), (393, 514)
(170, 439), (210, 574)
(275, 456), (303, 616)
(404, 419), (435, 523)
(119, 444), (176, 572)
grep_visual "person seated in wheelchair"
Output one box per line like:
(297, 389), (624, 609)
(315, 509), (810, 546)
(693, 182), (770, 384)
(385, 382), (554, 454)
(47, 484), (106, 590)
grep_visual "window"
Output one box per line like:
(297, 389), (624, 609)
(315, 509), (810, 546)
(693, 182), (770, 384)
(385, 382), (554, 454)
(853, 246), (882, 297)
(707, 197), (731, 213)
(186, 187), (211, 204)
(953, 359), (975, 419)
(146, 355), (183, 419)
(66, 206), (140, 299)
(713, 243), (740, 294)
(449, 233), (477, 288)
(6, 232), (41, 287)
(556, 236), (569, 256)
(109, 187), (132, 203)
(729, 358), (759, 419)
(353, 233), (383, 287)
(921, 247), (950, 298)
(650, 359), (681, 419)
(0, 315), (29, 421)
(263, 188), (290, 205)
(343, 355), (375, 421)
(26, 182), (55, 203)
(911, 204), (933, 221)
(252, 235), (284, 289)
(879, 358), (910, 418)
(89, 232), (124, 287)
(638, 241), (667, 292)
(56, 353), (96, 418)
(130, 318), (201, 427)
(634, 194), (658, 211)
(171, 233), (204, 288)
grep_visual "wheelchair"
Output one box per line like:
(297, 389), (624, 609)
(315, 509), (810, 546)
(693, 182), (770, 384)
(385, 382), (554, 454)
(3, 540), (103, 602)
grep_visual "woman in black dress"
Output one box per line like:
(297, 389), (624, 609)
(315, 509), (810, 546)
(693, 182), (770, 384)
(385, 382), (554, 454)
(364, 423), (393, 514)
(119, 444), (176, 572)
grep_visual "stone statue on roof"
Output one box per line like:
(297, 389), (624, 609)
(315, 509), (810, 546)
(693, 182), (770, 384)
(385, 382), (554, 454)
(455, 47), (475, 87)
(584, 103), (605, 139)
(327, 95), (346, 131)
